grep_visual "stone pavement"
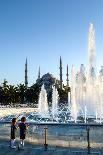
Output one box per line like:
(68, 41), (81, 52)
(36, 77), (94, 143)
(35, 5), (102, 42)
(0, 142), (103, 155)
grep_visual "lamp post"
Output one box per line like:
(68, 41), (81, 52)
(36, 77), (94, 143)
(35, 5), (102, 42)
(87, 127), (91, 154)
(44, 126), (48, 151)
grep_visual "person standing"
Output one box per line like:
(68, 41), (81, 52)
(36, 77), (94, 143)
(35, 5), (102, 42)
(18, 117), (28, 149)
(10, 118), (17, 148)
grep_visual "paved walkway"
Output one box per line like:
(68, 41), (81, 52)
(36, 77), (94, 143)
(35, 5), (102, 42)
(0, 141), (103, 155)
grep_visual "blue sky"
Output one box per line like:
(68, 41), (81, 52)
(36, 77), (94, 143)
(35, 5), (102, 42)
(0, 0), (103, 86)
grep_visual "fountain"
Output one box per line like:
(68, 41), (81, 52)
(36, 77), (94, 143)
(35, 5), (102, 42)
(38, 84), (48, 116)
(71, 66), (78, 123)
(52, 86), (59, 118)
(1, 23), (103, 124)
(71, 23), (103, 120)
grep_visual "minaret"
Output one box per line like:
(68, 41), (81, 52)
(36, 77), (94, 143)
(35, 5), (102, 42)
(66, 65), (69, 87)
(59, 56), (63, 89)
(38, 66), (40, 79)
(25, 58), (28, 88)
(88, 23), (96, 80)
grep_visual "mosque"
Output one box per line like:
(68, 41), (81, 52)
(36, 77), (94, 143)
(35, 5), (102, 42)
(24, 57), (70, 90)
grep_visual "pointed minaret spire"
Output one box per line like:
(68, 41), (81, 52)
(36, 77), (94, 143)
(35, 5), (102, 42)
(59, 56), (63, 89)
(66, 65), (69, 87)
(38, 66), (40, 79)
(25, 58), (28, 88)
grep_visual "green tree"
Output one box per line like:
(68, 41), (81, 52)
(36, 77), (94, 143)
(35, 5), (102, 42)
(2, 79), (9, 104)
(57, 88), (68, 104)
(17, 84), (26, 104)
(25, 84), (40, 104)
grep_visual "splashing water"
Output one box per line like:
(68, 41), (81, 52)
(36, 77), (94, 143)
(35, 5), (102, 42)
(1, 23), (103, 124)
(71, 66), (78, 123)
(71, 23), (103, 120)
(38, 84), (48, 116)
(52, 86), (59, 118)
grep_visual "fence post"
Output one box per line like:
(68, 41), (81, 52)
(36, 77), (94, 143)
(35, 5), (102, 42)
(87, 127), (91, 154)
(44, 126), (48, 151)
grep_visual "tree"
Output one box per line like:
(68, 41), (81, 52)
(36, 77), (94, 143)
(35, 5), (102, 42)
(57, 88), (68, 104)
(17, 84), (26, 104)
(25, 84), (40, 104)
(2, 79), (9, 104)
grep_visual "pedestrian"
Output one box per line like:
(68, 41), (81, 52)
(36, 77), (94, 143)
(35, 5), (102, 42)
(18, 116), (28, 149)
(10, 117), (17, 148)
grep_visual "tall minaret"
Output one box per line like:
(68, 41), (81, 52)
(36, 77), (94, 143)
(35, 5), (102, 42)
(66, 65), (69, 87)
(38, 66), (40, 79)
(88, 23), (96, 80)
(59, 56), (63, 89)
(25, 58), (28, 88)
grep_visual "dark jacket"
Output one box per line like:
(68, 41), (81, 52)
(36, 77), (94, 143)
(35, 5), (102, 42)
(11, 124), (17, 139)
(19, 122), (27, 139)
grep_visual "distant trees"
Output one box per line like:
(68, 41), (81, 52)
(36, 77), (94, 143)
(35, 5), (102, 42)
(57, 88), (68, 104)
(25, 83), (40, 104)
(0, 80), (40, 105)
(0, 74), (71, 105)
(0, 79), (19, 105)
(17, 84), (26, 104)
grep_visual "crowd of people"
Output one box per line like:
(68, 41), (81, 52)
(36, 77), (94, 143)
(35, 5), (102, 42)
(10, 116), (29, 149)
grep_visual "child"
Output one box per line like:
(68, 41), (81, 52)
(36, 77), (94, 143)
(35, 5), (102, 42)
(18, 117), (28, 149)
(10, 118), (17, 148)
